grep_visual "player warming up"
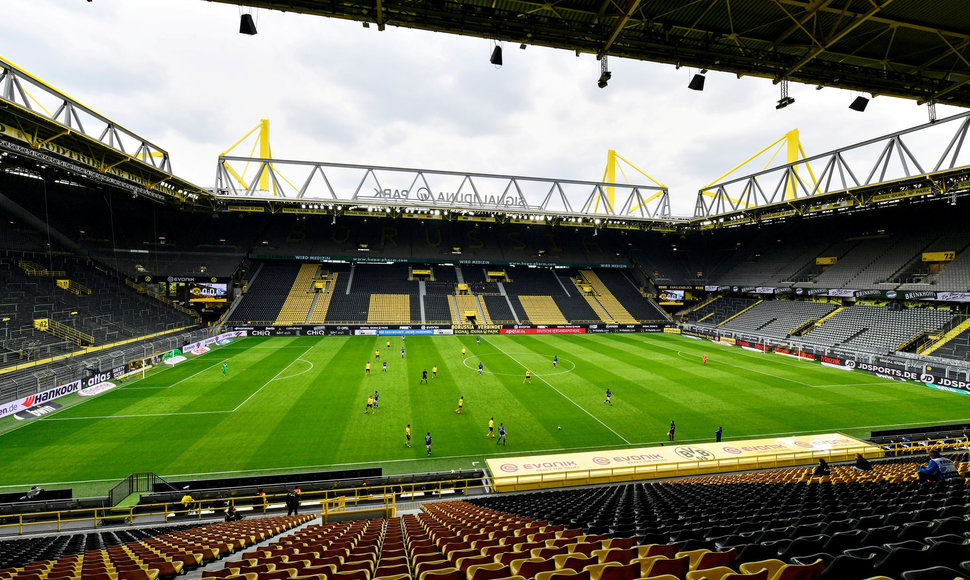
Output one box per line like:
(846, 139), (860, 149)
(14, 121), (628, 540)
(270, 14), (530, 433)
(455, 396), (464, 414)
(604, 388), (612, 405)
(497, 423), (507, 446)
(405, 424), (411, 448)
(486, 417), (495, 438)
(523, 370), (531, 384)
(419, 369), (428, 384)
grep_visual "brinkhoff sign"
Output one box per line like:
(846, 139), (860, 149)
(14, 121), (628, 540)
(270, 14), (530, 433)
(368, 188), (528, 207)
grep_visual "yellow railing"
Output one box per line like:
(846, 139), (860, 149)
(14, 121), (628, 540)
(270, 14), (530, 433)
(56, 279), (92, 296)
(0, 478), (484, 536)
(33, 318), (94, 346)
(17, 260), (66, 277)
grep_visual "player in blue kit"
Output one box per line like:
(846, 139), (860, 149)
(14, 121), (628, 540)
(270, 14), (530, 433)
(497, 423), (507, 446)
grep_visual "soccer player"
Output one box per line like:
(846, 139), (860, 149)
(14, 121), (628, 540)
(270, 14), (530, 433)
(386, 340), (391, 350)
(553, 355), (558, 368)
(476, 336), (480, 344)
(405, 424), (411, 448)
(486, 417), (495, 438)
(523, 370), (531, 384)
(715, 426), (722, 442)
(401, 347), (405, 359)
(375, 350), (380, 360)
(455, 396), (463, 414)
(604, 388), (612, 405)
(420, 369), (428, 384)
(425, 432), (432, 456)
(461, 347), (466, 359)
(373, 390), (380, 408)
(222, 362), (228, 377)
(478, 362), (484, 376)
(365, 395), (374, 414)
(703, 354), (708, 365)
(497, 423), (507, 446)
(365, 362), (371, 376)
(668, 420), (676, 441)
(382, 360), (387, 372)
(432, 365), (438, 378)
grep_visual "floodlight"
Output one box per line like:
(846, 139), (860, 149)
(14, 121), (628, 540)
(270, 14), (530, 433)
(490, 45), (503, 66)
(849, 96), (869, 112)
(240, 13), (257, 35)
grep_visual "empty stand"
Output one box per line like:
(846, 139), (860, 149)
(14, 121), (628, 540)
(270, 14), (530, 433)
(368, 294), (412, 324)
(516, 296), (568, 325)
(718, 301), (838, 338)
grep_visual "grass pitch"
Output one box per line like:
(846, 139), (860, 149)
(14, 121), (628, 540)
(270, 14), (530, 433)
(2, 333), (970, 495)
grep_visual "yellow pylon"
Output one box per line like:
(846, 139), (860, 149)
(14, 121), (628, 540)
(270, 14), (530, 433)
(597, 150), (667, 213)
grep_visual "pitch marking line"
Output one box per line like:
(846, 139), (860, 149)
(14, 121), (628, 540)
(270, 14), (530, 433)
(461, 354), (575, 377)
(126, 358), (229, 390)
(276, 358), (314, 381)
(9, 416), (970, 488)
(484, 338), (631, 445)
(41, 346), (315, 421)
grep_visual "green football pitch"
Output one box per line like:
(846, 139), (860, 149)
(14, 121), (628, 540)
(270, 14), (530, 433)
(2, 333), (970, 496)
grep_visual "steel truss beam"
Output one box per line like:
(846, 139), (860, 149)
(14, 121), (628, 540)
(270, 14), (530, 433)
(213, 155), (671, 220)
(0, 57), (172, 173)
(694, 110), (970, 220)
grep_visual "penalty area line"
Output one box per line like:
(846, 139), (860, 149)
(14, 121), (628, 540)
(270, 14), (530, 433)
(484, 338), (631, 445)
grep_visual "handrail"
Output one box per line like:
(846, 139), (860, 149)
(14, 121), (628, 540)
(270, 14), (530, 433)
(0, 476), (486, 536)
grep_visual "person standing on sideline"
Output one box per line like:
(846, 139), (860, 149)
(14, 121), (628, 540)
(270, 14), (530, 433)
(715, 426), (722, 442)
(405, 424), (411, 448)
(604, 389), (612, 406)
(425, 432), (433, 456)
(497, 423), (507, 446)
(668, 420), (676, 441)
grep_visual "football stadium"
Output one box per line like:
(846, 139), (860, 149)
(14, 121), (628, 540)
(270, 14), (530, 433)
(3, 1), (970, 579)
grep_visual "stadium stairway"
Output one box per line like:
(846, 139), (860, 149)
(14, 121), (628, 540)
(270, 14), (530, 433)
(920, 316), (970, 357)
(570, 277), (612, 323)
(577, 271), (637, 324)
(306, 273), (339, 325)
(274, 264), (321, 325)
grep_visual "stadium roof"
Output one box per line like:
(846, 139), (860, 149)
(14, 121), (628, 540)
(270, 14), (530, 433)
(207, 0), (970, 108)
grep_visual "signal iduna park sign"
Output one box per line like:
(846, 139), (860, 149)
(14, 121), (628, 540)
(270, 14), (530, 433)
(487, 433), (881, 492)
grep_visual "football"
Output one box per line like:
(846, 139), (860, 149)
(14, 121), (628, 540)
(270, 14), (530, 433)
(557, 425), (562, 430)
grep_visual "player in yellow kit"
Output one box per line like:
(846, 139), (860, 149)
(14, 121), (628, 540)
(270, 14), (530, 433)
(486, 417), (495, 438)
(365, 362), (371, 376)
(405, 424), (411, 448)
(523, 370), (531, 384)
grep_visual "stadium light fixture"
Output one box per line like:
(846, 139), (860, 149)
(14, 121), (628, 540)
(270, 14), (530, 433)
(239, 12), (257, 35)
(598, 55), (611, 89)
(849, 96), (869, 112)
(688, 73), (705, 91)
(490, 43), (503, 67)
(776, 78), (794, 109)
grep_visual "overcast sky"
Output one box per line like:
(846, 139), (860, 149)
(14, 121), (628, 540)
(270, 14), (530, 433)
(2, 0), (964, 216)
